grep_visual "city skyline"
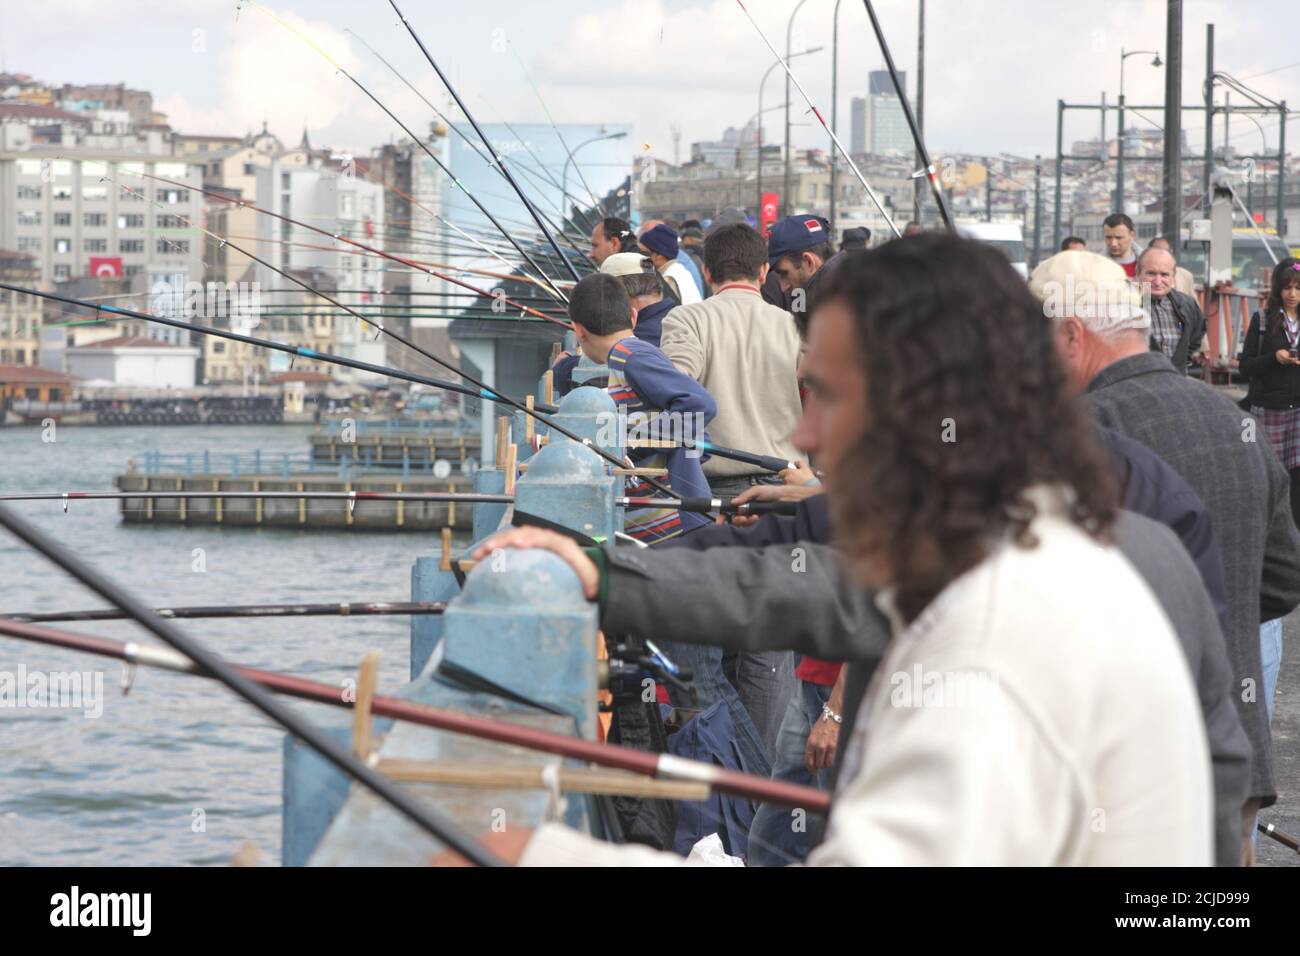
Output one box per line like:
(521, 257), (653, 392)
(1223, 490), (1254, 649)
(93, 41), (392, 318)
(1, 0), (1296, 168)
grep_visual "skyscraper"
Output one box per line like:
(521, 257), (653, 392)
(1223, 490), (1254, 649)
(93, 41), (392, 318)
(863, 70), (912, 156)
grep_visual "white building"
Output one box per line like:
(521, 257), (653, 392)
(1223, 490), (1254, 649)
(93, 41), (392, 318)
(0, 149), (203, 287)
(65, 335), (198, 388)
(254, 159), (387, 383)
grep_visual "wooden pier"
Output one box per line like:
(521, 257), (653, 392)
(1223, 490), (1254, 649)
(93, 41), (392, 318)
(307, 430), (482, 466)
(114, 472), (473, 532)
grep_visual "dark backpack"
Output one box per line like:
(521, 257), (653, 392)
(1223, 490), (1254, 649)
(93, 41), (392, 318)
(666, 699), (759, 857)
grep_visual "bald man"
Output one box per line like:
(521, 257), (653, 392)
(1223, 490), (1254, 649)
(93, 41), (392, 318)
(1137, 245), (1206, 372)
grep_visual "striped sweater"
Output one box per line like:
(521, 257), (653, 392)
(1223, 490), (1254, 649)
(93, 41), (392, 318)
(606, 336), (716, 543)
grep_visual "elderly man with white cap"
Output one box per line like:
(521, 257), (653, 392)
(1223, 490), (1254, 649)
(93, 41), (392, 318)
(1031, 250), (1300, 864)
(598, 251), (675, 348)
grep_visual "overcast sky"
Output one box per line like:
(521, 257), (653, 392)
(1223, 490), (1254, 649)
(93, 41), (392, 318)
(2, 0), (1297, 166)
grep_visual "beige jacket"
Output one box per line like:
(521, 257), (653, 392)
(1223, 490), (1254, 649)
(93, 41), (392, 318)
(659, 285), (802, 477)
(520, 488), (1213, 866)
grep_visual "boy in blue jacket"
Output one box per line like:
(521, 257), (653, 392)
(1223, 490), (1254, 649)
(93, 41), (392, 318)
(567, 273), (716, 543)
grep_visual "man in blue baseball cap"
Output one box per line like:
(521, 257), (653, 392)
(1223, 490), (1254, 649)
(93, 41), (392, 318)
(767, 215), (840, 334)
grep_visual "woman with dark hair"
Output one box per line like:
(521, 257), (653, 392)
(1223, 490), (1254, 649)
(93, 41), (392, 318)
(465, 235), (1213, 866)
(1240, 257), (1300, 525)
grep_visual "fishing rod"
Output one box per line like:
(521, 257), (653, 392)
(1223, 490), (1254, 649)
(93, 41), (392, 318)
(861, 0), (955, 231)
(211, 231), (570, 306)
(4, 601), (447, 624)
(239, 0), (569, 305)
(108, 177), (564, 408)
(690, 441), (798, 475)
(0, 283), (557, 412)
(0, 489), (797, 517)
(93, 203), (666, 497)
(387, 0), (584, 285)
(344, 27), (597, 263)
(1257, 820), (1300, 854)
(6, 283), (797, 481)
(213, 232), (561, 291)
(96, 181), (639, 496)
(734, 0), (900, 238)
(262, 288), (567, 302)
(130, 172), (571, 328)
(0, 502), (501, 866)
(0, 615), (829, 814)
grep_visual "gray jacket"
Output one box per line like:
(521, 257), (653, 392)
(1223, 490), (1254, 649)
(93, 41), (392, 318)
(601, 509), (1251, 866)
(1153, 289), (1207, 372)
(1087, 352), (1300, 804)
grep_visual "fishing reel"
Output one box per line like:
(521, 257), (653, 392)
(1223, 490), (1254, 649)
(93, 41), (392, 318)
(598, 639), (695, 707)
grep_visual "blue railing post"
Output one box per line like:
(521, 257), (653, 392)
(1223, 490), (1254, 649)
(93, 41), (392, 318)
(185, 453), (193, 480)
(231, 454), (239, 479)
(254, 449), (262, 474)
(203, 449), (210, 473)
(282, 453), (290, 480)
(402, 449), (410, 481)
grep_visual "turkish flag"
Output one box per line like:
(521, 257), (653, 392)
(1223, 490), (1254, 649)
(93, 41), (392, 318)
(89, 256), (123, 278)
(364, 217), (375, 238)
(760, 192), (779, 237)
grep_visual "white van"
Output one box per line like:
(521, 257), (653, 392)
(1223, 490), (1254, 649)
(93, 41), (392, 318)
(957, 221), (1028, 278)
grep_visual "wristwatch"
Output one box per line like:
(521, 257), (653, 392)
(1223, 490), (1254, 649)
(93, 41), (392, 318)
(821, 703), (842, 724)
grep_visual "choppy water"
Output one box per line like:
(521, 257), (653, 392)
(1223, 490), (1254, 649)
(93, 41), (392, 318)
(0, 424), (438, 865)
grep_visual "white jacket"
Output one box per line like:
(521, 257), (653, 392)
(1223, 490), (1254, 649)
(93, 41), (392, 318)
(660, 259), (702, 305)
(521, 487), (1213, 866)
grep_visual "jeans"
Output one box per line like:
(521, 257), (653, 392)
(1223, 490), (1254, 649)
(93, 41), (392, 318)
(1261, 617), (1284, 724)
(706, 473), (785, 498)
(747, 681), (833, 867)
(658, 641), (773, 782)
(723, 648), (796, 758)
(1252, 618), (1285, 849)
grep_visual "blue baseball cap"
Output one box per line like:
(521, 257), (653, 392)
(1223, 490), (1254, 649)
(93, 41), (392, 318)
(767, 215), (832, 266)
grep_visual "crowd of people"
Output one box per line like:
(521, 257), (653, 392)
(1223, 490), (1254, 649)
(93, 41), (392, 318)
(467, 210), (1300, 866)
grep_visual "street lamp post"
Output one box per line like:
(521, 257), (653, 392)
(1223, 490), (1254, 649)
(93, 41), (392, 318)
(830, 0), (844, 230)
(1116, 47), (1162, 213)
(562, 129), (628, 227)
(758, 46), (822, 222)
(783, 0), (811, 218)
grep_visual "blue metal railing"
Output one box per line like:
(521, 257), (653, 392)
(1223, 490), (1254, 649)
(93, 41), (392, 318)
(134, 448), (476, 481)
(317, 418), (475, 437)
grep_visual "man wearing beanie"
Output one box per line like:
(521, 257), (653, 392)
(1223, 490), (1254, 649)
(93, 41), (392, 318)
(639, 223), (702, 305)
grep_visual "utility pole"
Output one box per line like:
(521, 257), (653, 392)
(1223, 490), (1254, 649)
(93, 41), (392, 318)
(1053, 99), (1064, 249)
(986, 162), (993, 221)
(1033, 155), (1042, 267)
(830, 0), (842, 229)
(1161, 0), (1183, 242)
(913, 0), (925, 223)
(1279, 100), (1288, 239)
(1203, 24), (1214, 215)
